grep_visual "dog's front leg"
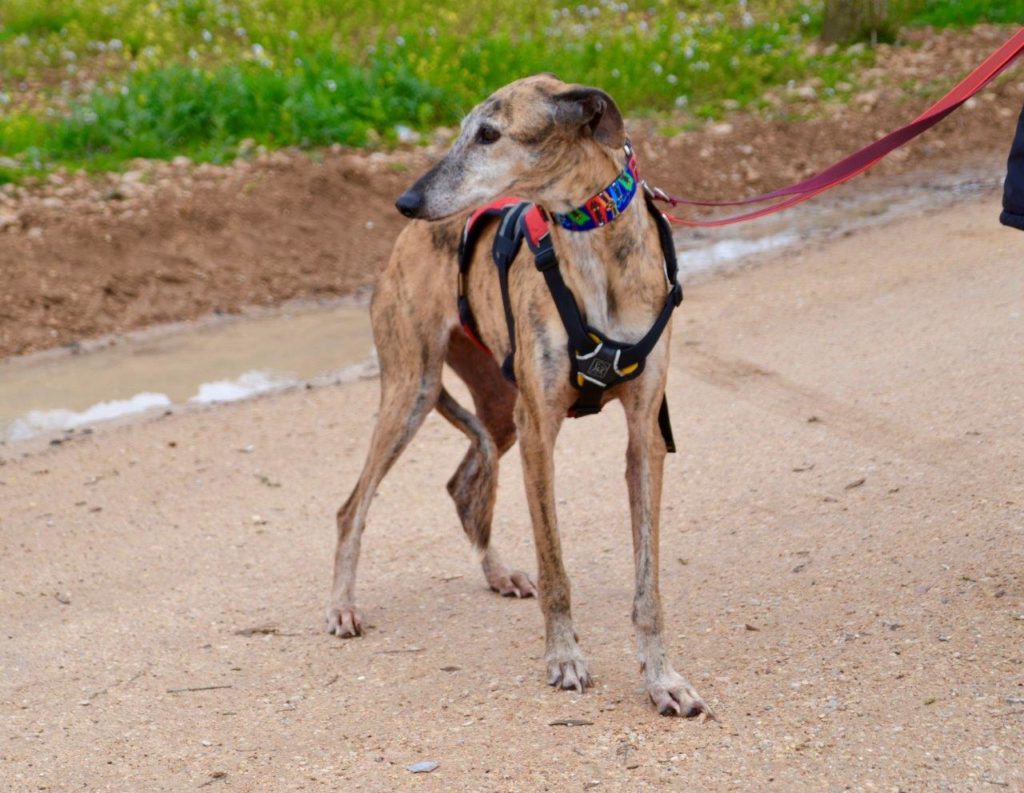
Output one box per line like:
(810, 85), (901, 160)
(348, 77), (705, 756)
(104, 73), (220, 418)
(515, 393), (591, 692)
(623, 381), (709, 718)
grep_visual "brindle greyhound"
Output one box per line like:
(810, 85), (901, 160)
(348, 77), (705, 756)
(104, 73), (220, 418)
(327, 74), (709, 718)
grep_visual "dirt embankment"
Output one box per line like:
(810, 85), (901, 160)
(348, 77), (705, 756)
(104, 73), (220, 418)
(1, 24), (1021, 358)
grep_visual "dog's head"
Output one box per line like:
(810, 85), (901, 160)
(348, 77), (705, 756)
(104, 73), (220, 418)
(395, 74), (626, 221)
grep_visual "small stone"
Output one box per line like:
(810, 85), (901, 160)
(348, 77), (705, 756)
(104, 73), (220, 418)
(407, 761), (439, 774)
(854, 90), (879, 109)
(395, 125), (420, 144)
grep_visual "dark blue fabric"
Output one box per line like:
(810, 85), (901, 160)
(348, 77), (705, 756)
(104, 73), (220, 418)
(1001, 103), (1024, 231)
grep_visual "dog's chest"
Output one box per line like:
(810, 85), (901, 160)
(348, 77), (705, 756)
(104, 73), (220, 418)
(561, 237), (654, 344)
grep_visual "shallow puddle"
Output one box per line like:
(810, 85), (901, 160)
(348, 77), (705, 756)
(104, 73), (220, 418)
(0, 163), (1002, 443)
(0, 302), (374, 441)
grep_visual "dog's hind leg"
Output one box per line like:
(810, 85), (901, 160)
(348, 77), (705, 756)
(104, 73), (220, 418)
(327, 278), (447, 637)
(438, 332), (536, 598)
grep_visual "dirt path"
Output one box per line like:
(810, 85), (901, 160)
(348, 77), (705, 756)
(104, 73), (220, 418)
(2, 196), (1023, 791)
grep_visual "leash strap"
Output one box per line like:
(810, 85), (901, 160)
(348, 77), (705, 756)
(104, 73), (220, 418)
(650, 26), (1024, 227)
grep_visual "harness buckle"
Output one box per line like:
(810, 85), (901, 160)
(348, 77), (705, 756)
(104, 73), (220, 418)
(532, 240), (558, 272)
(575, 342), (619, 388)
(492, 228), (521, 267)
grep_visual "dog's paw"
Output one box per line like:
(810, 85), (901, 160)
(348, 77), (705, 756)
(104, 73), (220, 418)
(326, 605), (364, 638)
(646, 669), (711, 719)
(487, 567), (537, 599)
(546, 649), (592, 693)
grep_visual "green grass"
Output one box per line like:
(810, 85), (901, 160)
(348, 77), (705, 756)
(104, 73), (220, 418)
(907, 0), (1024, 27)
(6, 58), (444, 173)
(0, 0), (1017, 179)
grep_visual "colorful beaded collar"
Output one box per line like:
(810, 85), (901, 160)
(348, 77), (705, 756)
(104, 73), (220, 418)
(550, 143), (639, 232)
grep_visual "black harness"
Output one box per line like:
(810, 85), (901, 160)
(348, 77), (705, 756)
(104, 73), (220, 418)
(456, 194), (682, 452)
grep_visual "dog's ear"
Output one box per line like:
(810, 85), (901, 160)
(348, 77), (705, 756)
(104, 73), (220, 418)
(553, 87), (626, 148)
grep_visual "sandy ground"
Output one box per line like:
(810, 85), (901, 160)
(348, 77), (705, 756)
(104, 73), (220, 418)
(2, 196), (1023, 792)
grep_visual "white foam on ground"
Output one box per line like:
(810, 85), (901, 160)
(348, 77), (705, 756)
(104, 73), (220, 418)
(189, 370), (294, 404)
(2, 371), (301, 442)
(678, 231), (798, 277)
(4, 392), (172, 441)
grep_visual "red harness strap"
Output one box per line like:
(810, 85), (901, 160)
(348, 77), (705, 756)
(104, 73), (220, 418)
(520, 205), (551, 247)
(464, 196), (523, 236)
(651, 26), (1024, 227)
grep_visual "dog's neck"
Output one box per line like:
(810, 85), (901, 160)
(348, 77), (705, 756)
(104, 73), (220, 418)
(545, 151), (668, 342)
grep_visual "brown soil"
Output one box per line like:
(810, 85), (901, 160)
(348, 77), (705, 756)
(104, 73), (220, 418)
(2, 196), (1022, 790)
(1, 25), (1021, 360)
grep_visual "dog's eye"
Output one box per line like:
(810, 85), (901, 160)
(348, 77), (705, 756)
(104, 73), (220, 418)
(475, 125), (501, 145)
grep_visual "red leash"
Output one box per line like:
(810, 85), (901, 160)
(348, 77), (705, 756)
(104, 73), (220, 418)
(650, 27), (1024, 228)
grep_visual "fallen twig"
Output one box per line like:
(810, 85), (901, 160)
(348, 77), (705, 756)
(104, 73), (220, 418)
(167, 685), (233, 694)
(375, 647), (425, 655)
(233, 625), (300, 637)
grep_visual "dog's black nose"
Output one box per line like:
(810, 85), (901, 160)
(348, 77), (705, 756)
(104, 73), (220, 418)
(395, 190), (423, 218)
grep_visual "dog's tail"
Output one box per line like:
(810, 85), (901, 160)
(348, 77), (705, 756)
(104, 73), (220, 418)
(435, 387), (498, 552)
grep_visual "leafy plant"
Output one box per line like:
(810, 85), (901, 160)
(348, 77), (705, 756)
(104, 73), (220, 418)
(0, 0), (1013, 176)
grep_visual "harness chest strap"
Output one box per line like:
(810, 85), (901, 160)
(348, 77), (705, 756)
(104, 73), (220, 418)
(520, 200), (681, 454)
(520, 202), (681, 386)
(455, 147), (683, 451)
